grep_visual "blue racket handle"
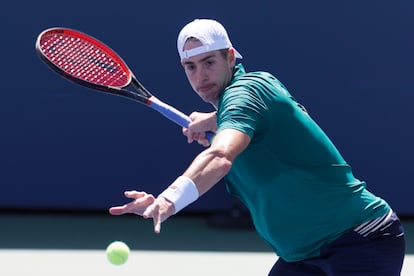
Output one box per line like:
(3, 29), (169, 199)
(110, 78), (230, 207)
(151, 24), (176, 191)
(148, 96), (215, 142)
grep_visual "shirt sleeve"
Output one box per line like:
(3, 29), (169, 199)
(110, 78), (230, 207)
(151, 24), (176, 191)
(217, 86), (269, 139)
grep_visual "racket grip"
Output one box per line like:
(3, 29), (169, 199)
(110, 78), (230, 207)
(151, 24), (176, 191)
(148, 97), (215, 142)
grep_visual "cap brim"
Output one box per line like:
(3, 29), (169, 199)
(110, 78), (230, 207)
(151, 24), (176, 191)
(234, 48), (243, 59)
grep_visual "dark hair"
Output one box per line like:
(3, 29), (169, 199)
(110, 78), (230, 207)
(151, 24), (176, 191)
(219, 48), (230, 58)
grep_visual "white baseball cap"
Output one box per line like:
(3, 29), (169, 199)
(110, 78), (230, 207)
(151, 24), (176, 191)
(177, 19), (243, 61)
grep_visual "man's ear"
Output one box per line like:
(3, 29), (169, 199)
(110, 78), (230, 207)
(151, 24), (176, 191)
(228, 48), (237, 66)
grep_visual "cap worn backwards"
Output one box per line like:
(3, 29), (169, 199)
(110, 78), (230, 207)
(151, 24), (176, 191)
(177, 19), (243, 61)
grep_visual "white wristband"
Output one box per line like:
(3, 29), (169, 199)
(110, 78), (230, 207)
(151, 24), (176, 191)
(159, 176), (199, 214)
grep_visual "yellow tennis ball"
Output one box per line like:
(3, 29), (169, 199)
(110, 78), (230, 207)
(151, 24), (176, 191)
(106, 241), (130, 265)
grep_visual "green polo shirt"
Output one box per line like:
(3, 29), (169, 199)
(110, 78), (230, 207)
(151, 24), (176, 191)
(217, 64), (390, 262)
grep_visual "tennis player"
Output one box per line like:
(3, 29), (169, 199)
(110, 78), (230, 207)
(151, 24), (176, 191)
(110, 19), (405, 275)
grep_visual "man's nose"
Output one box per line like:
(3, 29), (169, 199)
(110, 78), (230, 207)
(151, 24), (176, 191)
(196, 68), (207, 83)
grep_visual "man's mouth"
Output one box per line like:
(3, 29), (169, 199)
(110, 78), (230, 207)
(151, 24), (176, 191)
(197, 84), (214, 93)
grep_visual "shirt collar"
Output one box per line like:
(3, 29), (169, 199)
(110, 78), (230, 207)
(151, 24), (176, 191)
(231, 63), (246, 84)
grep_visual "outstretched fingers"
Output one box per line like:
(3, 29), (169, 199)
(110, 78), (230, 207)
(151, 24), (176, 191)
(109, 191), (174, 234)
(109, 190), (155, 216)
(143, 203), (162, 234)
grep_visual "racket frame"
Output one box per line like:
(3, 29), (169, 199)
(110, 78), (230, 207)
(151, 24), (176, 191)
(35, 27), (214, 141)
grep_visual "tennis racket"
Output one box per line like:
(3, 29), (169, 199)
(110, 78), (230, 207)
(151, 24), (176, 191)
(35, 27), (214, 141)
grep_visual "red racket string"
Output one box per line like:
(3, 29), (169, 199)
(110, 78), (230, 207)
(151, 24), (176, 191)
(38, 31), (130, 87)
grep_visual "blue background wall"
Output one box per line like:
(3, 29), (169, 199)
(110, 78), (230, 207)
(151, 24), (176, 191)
(1, 1), (413, 214)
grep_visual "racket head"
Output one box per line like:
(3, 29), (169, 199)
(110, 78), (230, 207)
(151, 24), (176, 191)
(35, 27), (132, 91)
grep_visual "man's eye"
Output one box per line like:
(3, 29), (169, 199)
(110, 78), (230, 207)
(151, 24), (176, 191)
(185, 65), (195, 71)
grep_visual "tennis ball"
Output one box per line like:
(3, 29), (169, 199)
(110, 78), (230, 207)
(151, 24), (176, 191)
(106, 241), (130, 265)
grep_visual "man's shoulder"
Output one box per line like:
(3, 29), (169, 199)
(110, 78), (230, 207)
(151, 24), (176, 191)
(229, 70), (283, 96)
(234, 69), (279, 85)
